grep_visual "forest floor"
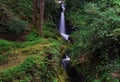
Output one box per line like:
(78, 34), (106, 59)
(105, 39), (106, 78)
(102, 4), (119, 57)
(0, 32), (71, 82)
(0, 42), (52, 70)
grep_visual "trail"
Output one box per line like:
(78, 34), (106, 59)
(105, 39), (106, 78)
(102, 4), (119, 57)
(0, 43), (52, 70)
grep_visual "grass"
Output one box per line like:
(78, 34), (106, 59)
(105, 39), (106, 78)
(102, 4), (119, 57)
(0, 38), (68, 81)
(0, 27), (70, 82)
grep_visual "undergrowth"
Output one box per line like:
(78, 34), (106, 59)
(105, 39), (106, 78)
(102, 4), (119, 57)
(0, 22), (69, 82)
(66, 0), (120, 82)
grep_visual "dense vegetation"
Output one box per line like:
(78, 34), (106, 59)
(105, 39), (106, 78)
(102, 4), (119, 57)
(0, 0), (70, 82)
(1, 0), (120, 82)
(66, 0), (120, 82)
(0, 30), (69, 82)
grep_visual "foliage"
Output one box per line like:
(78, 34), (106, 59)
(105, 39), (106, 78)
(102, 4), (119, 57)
(43, 21), (59, 39)
(0, 0), (69, 82)
(66, 0), (120, 82)
(25, 29), (39, 41)
(0, 2), (28, 34)
(0, 36), (67, 82)
(8, 18), (28, 34)
(0, 54), (9, 64)
(65, 0), (85, 11)
(0, 39), (15, 53)
(0, 56), (36, 82)
(0, 0), (33, 21)
(44, 0), (57, 19)
(0, 16), (69, 82)
(0, 0), (58, 36)
(0, 3), (12, 33)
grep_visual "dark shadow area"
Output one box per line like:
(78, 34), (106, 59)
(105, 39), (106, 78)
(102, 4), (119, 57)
(0, 32), (29, 41)
(62, 52), (84, 82)
(66, 65), (84, 82)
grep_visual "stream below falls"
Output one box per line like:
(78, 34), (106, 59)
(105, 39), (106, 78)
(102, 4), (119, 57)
(58, 1), (84, 82)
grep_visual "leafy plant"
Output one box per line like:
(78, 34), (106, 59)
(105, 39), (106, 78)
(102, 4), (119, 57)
(25, 29), (39, 41)
(8, 18), (28, 34)
(66, 0), (120, 82)
(0, 39), (14, 53)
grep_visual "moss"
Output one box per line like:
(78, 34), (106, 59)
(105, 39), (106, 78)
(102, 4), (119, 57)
(0, 33), (70, 82)
(0, 0), (70, 81)
(57, 66), (70, 82)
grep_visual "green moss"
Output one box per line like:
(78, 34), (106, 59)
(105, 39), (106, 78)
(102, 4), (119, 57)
(0, 0), (70, 81)
(57, 66), (70, 82)
(0, 30), (70, 82)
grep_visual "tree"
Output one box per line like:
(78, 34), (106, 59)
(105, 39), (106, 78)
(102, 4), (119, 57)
(33, 0), (38, 28)
(33, 0), (44, 36)
(39, 0), (44, 36)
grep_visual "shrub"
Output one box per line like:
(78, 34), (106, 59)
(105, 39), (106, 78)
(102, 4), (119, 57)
(0, 56), (36, 82)
(0, 39), (13, 53)
(25, 29), (39, 41)
(0, 3), (12, 33)
(67, 0), (120, 82)
(8, 18), (28, 34)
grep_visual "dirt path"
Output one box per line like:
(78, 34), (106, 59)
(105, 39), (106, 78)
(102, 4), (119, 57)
(0, 55), (26, 70)
(0, 43), (52, 70)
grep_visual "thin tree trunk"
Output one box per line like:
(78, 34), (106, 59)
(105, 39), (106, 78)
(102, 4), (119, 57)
(39, 0), (44, 36)
(33, 0), (38, 28)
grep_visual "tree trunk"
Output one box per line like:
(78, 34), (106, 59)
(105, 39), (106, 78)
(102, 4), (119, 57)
(33, 0), (38, 28)
(39, 0), (44, 36)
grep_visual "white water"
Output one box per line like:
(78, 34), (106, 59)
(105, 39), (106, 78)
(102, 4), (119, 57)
(59, 12), (65, 34)
(62, 54), (70, 71)
(59, 2), (69, 40)
(59, 2), (70, 70)
(59, 2), (83, 82)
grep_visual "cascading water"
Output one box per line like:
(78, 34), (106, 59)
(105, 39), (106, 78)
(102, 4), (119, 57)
(59, 12), (65, 34)
(59, 1), (70, 71)
(62, 54), (70, 71)
(59, 2), (69, 41)
(58, 1), (83, 82)
(58, 1), (84, 82)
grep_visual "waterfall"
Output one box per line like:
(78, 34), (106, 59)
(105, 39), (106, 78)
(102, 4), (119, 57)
(62, 54), (70, 71)
(59, 1), (70, 71)
(58, 2), (83, 82)
(59, 2), (69, 40)
(59, 12), (65, 34)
